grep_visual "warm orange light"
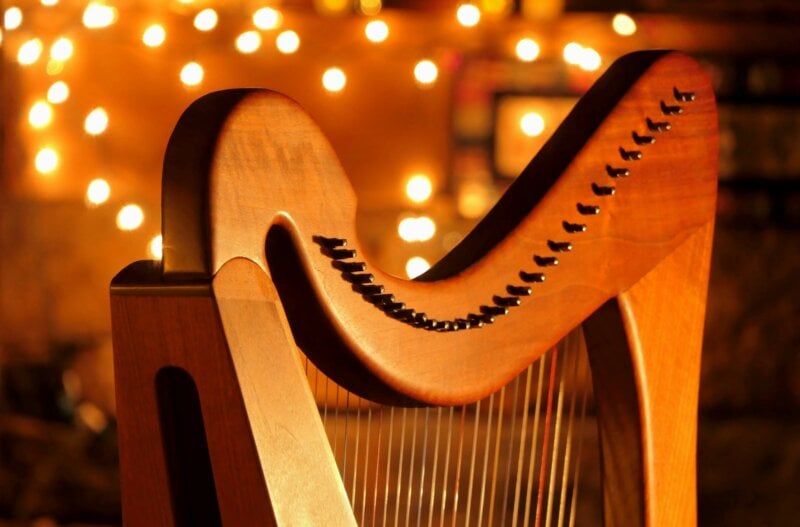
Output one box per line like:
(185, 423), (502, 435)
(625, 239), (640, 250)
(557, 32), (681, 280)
(236, 31), (261, 53)
(276, 30), (300, 54)
(405, 174), (432, 203)
(405, 256), (430, 278)
(84, 107), (109, 135)
(50, 37), (73, 61)
(86, 178), (111, 206)
(17, 38), (43, 65)
(456, 3), (481, 27)
(414, 60), (438, 85)
(142, 24), (166, 47)
(116, 204), (144, 231)
(612, 13), (637, 36)
(515, 38), (540, 62)
(520, 112), (545, 137)
(149, 234), (163, 259)
(180, 62), (204, 86)
(194, 8), (218, 31)
(253, 7), (282, 30)
(29, 101), (53, 129)
(82, 2), (117, 29)
(4, 7), (23, 30)
(35, 147), (59, 174)
(47, 81), (69, 103)
(322, 67), (346, 93)
(364, 19), (389, 43)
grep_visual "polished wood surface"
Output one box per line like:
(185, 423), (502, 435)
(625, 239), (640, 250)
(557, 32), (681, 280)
(111, 50), (717, 526)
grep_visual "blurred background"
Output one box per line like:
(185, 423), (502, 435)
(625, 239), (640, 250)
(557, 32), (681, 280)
(0, 0), (798, 525)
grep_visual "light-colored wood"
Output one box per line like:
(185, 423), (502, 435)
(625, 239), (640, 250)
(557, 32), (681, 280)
(112, 50), (718, 526)
(111, 259), (355, 526)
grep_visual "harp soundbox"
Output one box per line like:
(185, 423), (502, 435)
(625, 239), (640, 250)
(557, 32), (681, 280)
(110, 51), (717, 526)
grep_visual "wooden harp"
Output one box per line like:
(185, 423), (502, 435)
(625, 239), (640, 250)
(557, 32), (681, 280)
(110, 51), (717, 526)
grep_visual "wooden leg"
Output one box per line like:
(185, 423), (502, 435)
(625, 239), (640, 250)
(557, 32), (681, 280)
(112, 271), (275, 526)
(112, 258), (355, 526)
(584, 220), (714, 527)
(212, 257), (356, 526)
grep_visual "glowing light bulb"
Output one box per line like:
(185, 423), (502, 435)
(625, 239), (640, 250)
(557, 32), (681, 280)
(86, 178), (110, 205)
(405, 256), (430, 279)
(17, 38), (43, 65)
(41, 0), (59, 6)
(50, 37), (73, 61)
(414, 60), (438, 85)
(515, 37), (540, 62)
(180, 62), (203, 86)
(276, 30), (300, 54)
(520, 112), (545, 137)
(563, 42), (583, 65)
(82, 2), (117, 29)
(398, 216), (436, 242)
(116, 204), (144, 231)
(194, 8), (218, 31)
(28, 101), (53, 129)
(35, 147), (59, 174)
(4, 7), (23, 30)
(579, 47), (602, 71)
(236, 31), (261, 53)
(47, 81), (69, 103)
(456, 3), (481, 27)
(405, 174), (432, 203)
(253, 7), (282, 30)
(365, 20), (389, 43)
(322, 67), (346, 93)
(149, 234), (163, 259)
(612, 13), (637, 36)
(84, 107), (109, 135)
(142, 24), (165, 47)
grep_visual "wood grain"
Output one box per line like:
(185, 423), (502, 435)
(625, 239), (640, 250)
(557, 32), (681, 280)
(112, 50), (718, 526)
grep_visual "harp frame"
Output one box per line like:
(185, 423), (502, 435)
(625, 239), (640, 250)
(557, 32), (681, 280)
(111, 50), (717, 526)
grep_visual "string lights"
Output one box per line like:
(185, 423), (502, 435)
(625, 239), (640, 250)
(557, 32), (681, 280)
(5, 1), (634, 263)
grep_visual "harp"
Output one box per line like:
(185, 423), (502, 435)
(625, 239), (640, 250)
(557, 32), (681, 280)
(110, 51), (717, 526)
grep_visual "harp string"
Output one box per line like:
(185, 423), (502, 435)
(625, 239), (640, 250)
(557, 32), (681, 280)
(426, 407), (443, 527)
(476, 391), (496, 525)
(305, 328), (595, 526)
(500, 375), (523, 527)
(510, 363), (535, 527)
(556, 333), (583, 527)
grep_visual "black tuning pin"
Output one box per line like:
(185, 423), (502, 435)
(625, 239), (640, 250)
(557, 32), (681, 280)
(323, 247), (356, 259)
(592, 183), (616, 196)
(606, 165), (630, 178)
(534, 255), (559, 267)
(619, 147), (643, 161)
(454, 319), (471, 330)
(366, 292), (395, 305)
(548, 240), (572, 252)
(673, 87), (696, 102)
(646, 117), (671, 132)
(577, 203), (600, 215)
(660, 100), (683, 115)
(632, 131), (655, 145)
(333, 260), (366, 272)
(494, 295), (521, 307)
(507, 285), (532, 296)
(342, 272), (374, 284)
(380, 301), (405, 313)
(312, 235), (347, 249)
(520, 271), (546, 283)
(481, 305), (509, 316)
(356, 283), (384, 295)
(563, 221), (587, 233)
